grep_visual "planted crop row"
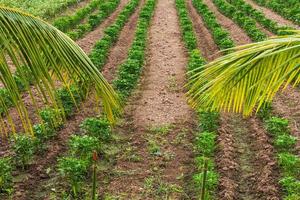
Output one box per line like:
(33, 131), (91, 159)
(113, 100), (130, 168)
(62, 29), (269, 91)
(53, 0), (103, 32)
(0, 0), (85, 20)
(56, 0), (156, 197)
(176, 0), (219, 198)
(192, 0), (235, 50)
(259, 104), (300, 199)
(226, 0), (293, 35)
(253, 0), (300, 25)
(113, 0), (156, 99)
(89, 0), (140, 70)
(212, 0), (267, 42)
(66, 0), (121, 40)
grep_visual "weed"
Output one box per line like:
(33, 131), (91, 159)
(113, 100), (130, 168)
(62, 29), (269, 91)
(149, 124), (173, 135)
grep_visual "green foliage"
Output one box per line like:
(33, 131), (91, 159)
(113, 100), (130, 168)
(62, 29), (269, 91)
(0, 89), (13, 115)
(278, 153), (300, 177)
(68, 135), (100, 160)
(0, 157), (13, 193)
(11, 134), (37, 167)
(54, 0), (102, 32)
(279, 177), (300, 196)
(33, 123), (55, 142)
(213, 0), (266, 41)
(57, 157), (89, 195)
(0, 0), (83, 19)
(55, 85), (82, 118)
(39, 107), (63, 130)
(191, 0), (235, 49)
(257, 102), (273, 120)
(198, 110), (219, 132)
(80, 117), (112, 141)
(89, 0), (140, 69)
(195, 156), (215, 171)
(266, 117), (289, 136)
(195, 132), (216, 157)
(228, 0), (294, 35)
(252, 0), (300, 25)
(114, 0), (156, 99)
(193, 171), (219, 191)
(274, 134), (297, 152)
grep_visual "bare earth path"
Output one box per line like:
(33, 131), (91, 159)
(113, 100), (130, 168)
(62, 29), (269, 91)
(105, 0), (196, 198)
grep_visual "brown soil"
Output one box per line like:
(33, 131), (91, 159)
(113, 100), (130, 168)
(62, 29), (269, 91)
(273, 86), (300, 153)
(105, 0), (196, 198)
(217, 114), (280, 200)
(186, 0), (220, 61)
(203, 0), (252, 45)
(76, 0), (130, 54)
(245, 0), (300, 29)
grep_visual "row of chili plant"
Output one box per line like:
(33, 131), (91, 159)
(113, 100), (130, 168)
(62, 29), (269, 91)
(176, 0), (219, 199)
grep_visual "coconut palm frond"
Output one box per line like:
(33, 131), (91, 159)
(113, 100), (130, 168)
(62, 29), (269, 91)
(187, 31), (300, 116)
(0, 6), (120, 134)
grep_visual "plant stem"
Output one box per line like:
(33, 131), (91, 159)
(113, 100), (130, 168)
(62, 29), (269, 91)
(200, 158), (208, 200)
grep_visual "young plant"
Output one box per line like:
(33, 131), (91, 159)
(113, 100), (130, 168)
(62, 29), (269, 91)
(33, 123), (55, 142)
(39, 107), (63, 130)
(57, 157), (89, 196)
(274, 134), (297, 152)
(68, 135), (100, 160)
(195, 131), (217, 157)
(11, 134), (37, 168)
(55, 85), (82, 118)
(0, 157), (13, 193)
(266, 117), (290, 136)
(193, 171), (219, 192)
(278, 153), (300, 177)
(198, 111), (220, 132)
(80, 117), (112, 141)
(279, 176), (300, 196)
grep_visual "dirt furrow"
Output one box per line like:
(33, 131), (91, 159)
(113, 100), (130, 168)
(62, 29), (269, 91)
(217, 114), (280, 200)
(186, 0), (220, 61)
(203, 0), (252, 45)
(105, 0), (196, 198)
(10, 0), (145, 198)
(245, 0), (300, 29)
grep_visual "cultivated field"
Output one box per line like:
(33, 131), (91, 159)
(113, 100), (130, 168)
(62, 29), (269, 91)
(0, 0), (299, 199)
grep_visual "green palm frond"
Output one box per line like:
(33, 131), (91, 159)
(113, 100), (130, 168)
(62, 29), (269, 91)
(187, 31), (300, 116)
(0, 6), (120, 134)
